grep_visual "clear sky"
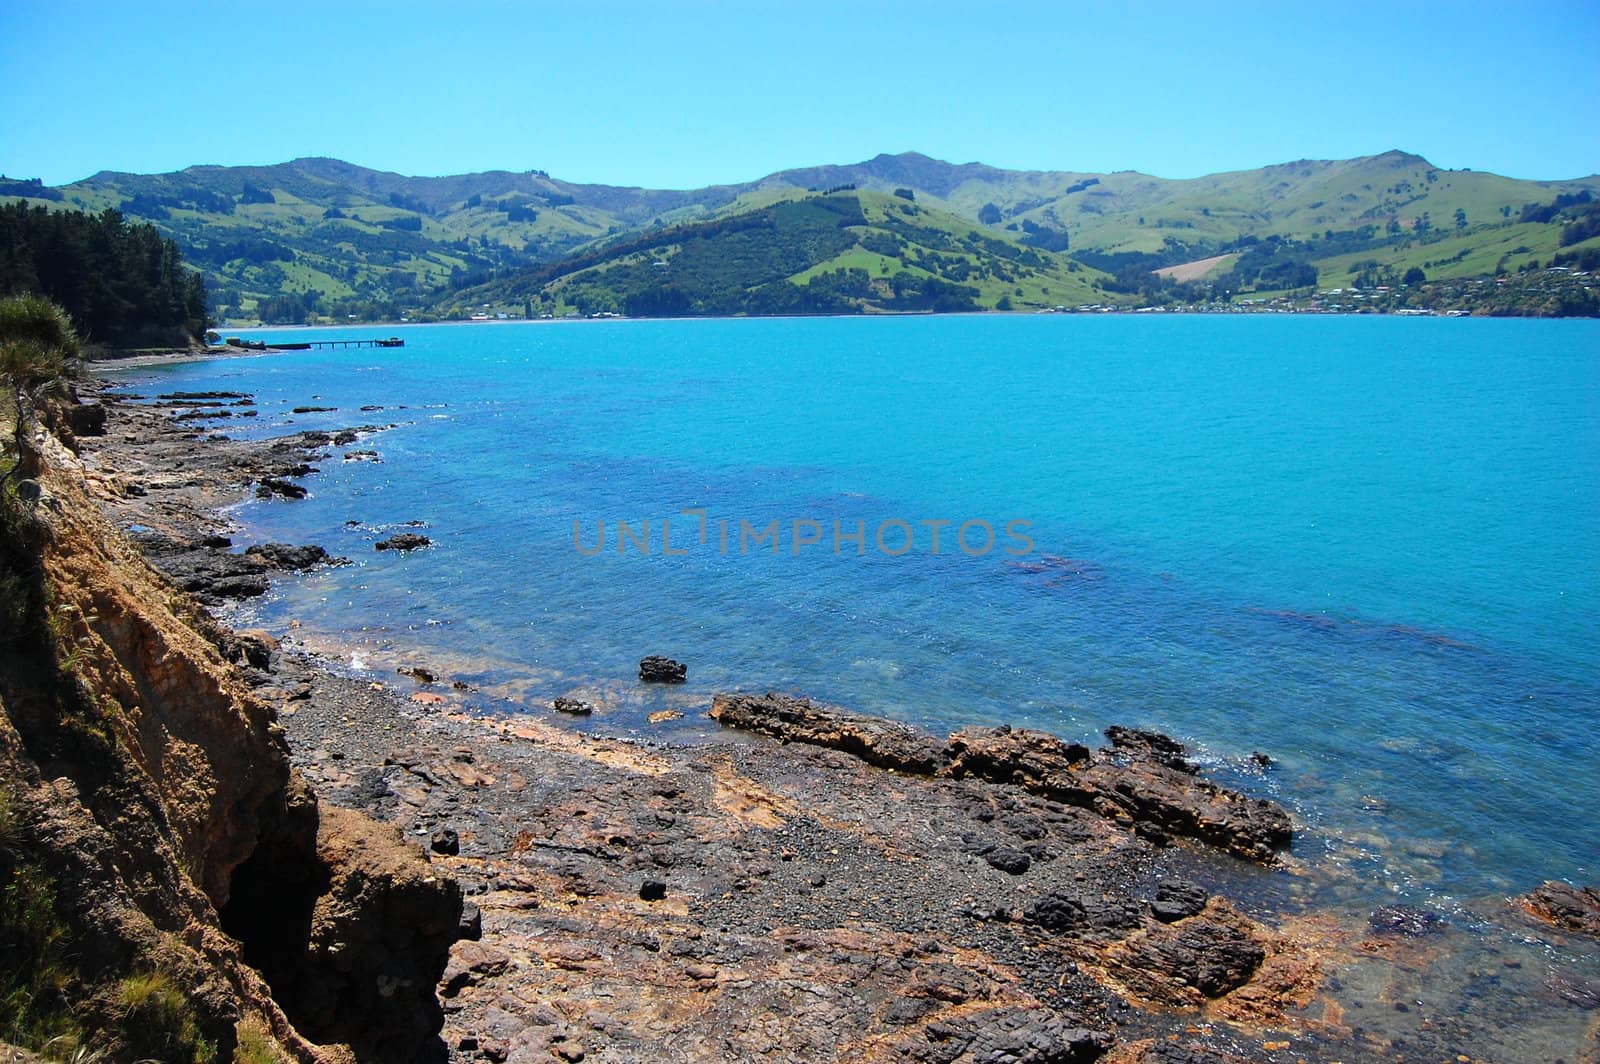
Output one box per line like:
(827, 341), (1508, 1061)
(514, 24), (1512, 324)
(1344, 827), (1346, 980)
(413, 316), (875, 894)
(2, 0), (1597, 188)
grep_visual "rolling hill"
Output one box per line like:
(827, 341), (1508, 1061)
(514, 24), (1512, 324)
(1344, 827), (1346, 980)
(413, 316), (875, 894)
(3, 151), (1597, 320)
(458, 188), (1109, 317)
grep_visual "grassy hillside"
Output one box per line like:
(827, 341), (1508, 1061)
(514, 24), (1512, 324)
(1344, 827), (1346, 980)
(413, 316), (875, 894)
(3, 151), (1595, 320)
(462, 189), (1111, 317)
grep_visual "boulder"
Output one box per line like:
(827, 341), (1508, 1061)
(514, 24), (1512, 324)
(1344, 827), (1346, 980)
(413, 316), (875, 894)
(552, 697), (594, 716)
(244, 542), (338, 571)
(639, 655), (688, 684)
(1150, 877), (1210, 923)
(1520, 881), (1600, 939)
(376, 533), (431, 552)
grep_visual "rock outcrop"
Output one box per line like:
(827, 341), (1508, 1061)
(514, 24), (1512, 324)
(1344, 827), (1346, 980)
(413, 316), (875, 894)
(710, 692), (1293, 862)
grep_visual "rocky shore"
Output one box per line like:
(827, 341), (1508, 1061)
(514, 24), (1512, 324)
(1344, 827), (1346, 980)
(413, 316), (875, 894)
(24, 372), (1598, 1063)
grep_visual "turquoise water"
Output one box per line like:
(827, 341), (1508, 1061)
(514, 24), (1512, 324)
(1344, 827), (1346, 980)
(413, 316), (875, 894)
(114, 315), (1600, 904)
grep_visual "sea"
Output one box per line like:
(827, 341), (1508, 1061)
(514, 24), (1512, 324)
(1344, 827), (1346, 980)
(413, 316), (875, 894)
(109, 314), (1599, 1054)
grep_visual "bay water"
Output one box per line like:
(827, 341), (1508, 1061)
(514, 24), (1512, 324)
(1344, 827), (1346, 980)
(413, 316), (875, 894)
(112, 315), (1599, 909)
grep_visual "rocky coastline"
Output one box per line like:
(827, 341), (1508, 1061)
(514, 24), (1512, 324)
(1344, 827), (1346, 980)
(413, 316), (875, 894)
(10, 369), (1596, 1063)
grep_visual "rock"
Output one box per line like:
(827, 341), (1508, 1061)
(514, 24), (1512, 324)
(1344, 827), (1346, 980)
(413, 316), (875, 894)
(710, 692), (1292, 863)
(639, 655), (687, 683)
(946, 725), (1092, 788)
(1116, 918), (1266, 999)
(64, 401), (107, 436)
(292, 405), (338, 413)
(150, 547), (271, 604)
(376, 533), (431, 552)
(985, 847), (1032, 875)
(1368, 905), (1446, 936)
(459, 901), (483, 941)
(255, 477), (307, 499)
(1028, 888), (1142, 936)
(1150, 878), (1209, 923)
(639, 879), (667, 902)
(244, 542), (336, 570)
(709, 692), (948, 775)
(552, 697), (594, 716)
(919, 1006), (1111, 1063)
(399, 666), (437, 684)
(227, 628), (280, 671)
(332, 430), (360, 445)
(431, 828), (460, 856)
(1104, 726), (1198, 773)
(1520, 881), (1600, 939)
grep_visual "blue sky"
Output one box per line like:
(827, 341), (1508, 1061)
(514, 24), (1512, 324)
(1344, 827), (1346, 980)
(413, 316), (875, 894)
(2, 0), (1597, 187)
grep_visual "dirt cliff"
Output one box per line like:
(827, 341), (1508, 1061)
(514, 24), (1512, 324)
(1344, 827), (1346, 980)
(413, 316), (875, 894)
(0, 417), (460, 1062)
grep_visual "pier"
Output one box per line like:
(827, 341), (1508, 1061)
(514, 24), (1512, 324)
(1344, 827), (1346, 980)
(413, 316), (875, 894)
(223, 336), (405, 351)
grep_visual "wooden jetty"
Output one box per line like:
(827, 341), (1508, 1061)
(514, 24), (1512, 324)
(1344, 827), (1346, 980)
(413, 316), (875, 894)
(224, 336), (405, 351)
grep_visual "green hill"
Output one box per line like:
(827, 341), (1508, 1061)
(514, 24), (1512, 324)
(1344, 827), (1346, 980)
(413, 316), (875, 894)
(461, 189), (1110, 317)
(3, 151), (1596, 320)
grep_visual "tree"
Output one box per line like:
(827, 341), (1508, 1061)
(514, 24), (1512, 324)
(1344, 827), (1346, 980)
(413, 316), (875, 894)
(1454, 208), (1467, 230)
(893, 188), (915, 201)
(1402, 267), (1427, 285)
(978, 203), (1002, 225)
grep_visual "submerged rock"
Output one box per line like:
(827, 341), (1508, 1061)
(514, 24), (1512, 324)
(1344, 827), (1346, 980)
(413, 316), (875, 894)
(552, 697), (595, 716)
(1369, 905), (1447, 936)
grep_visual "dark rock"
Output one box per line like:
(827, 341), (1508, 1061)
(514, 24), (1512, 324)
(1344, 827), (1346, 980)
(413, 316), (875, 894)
(151, 548), (271, 604)
(985, 847), (1031, 875)
(292, 405), (338, 413)
(1369, 905), (1446, 936)
(399, 666), (437, 684)
(244, 542), (335, 571)
(919, 1006), (1111, 1063)
(639, 655), (687, 683)
(458, 901), (483, 941)
(64, 401), (107, 436)
(431, 828), (460, 856)
(1150, 878), (1209, 923)
(255, 477), (307, 500)
(552, 697), (594, 716)
(639, 879), (667, 902)
(376, 533), (431, 552)
(1140, 1044), (1229, 1064)
(1028, 890), (1089, 933)
(1121, 919), (1265, 998)
(946, 725), (1092, 789)
(1105, 726), (1198, 773)
(1521, 881), (1600, 939)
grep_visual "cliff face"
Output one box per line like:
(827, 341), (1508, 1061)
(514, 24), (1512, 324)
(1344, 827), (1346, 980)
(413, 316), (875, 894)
(0, 424), (459, 1062)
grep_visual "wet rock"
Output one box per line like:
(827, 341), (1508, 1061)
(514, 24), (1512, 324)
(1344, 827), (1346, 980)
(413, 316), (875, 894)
(332, 430), (360, 445)
(399, 666), (437, 684)
(1140, 1045), (1228, 1064)
(244, 542), (339, 570)
(552, 697), (594, 716)
(1105, 726), (1198, 773)
(431, 828), (460, 856)
(376, 533), (431, 552)
(292, 405), (338, 414)
(1150, 878), (1209, 923)
(1521, 881), (1600, 939)
(985, 847), (1032, 875)
(1369, 905), (1446, 936)
(255, 476), (307, 499)
(639, 879), (667, 902)
(639, 655), (687, 683)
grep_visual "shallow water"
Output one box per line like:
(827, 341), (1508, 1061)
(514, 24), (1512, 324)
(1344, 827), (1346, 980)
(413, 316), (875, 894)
(109, 316), (1599, 912)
